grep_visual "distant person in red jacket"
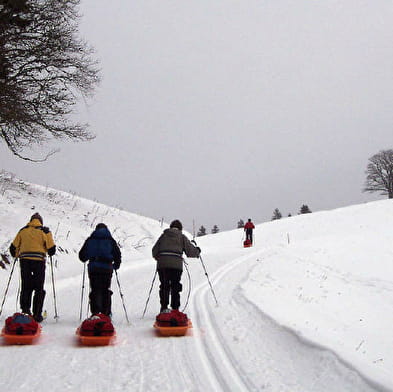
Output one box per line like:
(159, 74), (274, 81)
(244, 219), (255, 244)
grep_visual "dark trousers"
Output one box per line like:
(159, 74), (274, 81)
(246, 229), (253, 243)
(158, 268), (182, 310)
(20, 259), (46, 317)
(88, 268), (113, 316)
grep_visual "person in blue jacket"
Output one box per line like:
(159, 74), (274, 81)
(79, 223), (121, 317)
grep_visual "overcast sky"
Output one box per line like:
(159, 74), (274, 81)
(1, 0), (392, 232)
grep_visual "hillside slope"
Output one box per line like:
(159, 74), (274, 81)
(0, 173), (391, 391)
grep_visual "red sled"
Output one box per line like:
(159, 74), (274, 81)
(1, 313), (41, 345)
(154, 310), (192, 337)
(243, 239), (252, 248)
(76, 313), (116, 346)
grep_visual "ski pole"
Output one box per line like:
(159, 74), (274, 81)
(114, 270), (130, 324)
(16, 273), (21, 312)
(50, 256), (59, 321)
(86, 281), (90, 318)
(0, 257), (18, 316)
(79, 262), (87, 321)
(182, 261), (192, 312)
(199, 255), (219, 306)
(141, 269), (157, 319)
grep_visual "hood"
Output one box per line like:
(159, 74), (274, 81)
(27, 218), (43, 228)
(91, 227), (112, 239)
(163, 228), (182, 238)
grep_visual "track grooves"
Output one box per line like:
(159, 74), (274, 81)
(190, 254), (259, 392)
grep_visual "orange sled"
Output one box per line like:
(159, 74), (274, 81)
(1, 327), (41, 345)
(154, 319), (192, 337)
(75, 328), (116, 346)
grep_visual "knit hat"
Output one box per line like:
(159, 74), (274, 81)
(170, 220), (183, 231)
(30, 213), (43, 224)
(95, 223), (107, 230)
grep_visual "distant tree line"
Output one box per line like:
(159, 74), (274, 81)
(270, 204), (311, 221)
(196, 203), (313, 236)
(190, 150), (393, 236)
(196, 225), (220, 236)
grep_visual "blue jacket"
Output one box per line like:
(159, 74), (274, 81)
(79, 227), (121, 271)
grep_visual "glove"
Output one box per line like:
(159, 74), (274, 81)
(196, 247), (201, 254)
(113, 262), (120, 270)
(9, 244), (16, 258)
(48, 245), (56, 256)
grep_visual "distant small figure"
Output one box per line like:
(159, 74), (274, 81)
(79, 223), (121, 317)
(9, 213), (56, 322)
(152, 220), (201, 313)
(244, 218), (255, 245)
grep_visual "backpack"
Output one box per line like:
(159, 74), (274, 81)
(80, 313), (114, 336)
(5, 313), (39, 335)
(156, 309), (188, 327)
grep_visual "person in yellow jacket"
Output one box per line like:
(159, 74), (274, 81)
(9, 213), (56, 322)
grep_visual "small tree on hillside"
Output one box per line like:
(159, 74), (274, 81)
(237, 219), (244, 228)
(211, 225), (219, 234)
(299, 204), (312, 214)
(363, 149), (393, 199)
(197, 225), (206, 237)
(271, 208), (282, 220)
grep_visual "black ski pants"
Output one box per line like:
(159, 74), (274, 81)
(245, 229), (253, 243)
(19, 259), (46, 317)
(88, 268), (113, 316)
(158, 268), (182, 311)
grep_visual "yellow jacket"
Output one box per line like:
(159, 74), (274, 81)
(10, 218), (56, 261)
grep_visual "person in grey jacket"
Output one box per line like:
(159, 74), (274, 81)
(152, 219), (201, 313)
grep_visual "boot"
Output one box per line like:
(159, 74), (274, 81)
(32, 290), (46, 322)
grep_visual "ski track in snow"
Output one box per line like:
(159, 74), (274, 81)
(0, 247), (389, 392)
(0, 249), (386, 392)
(187, 250), (384, 392)
(189, 253), (260, 391)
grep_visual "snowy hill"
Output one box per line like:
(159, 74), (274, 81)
(0, 171), (164, 268)
(0, 173), (392, 391)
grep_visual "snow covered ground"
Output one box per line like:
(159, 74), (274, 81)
(0, 172), (391, 391)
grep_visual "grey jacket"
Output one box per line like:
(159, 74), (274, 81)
(152, 228), (201, 270)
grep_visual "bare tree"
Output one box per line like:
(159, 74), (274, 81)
(0, 0), (99, 160)
(363, 149), (393, 199)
